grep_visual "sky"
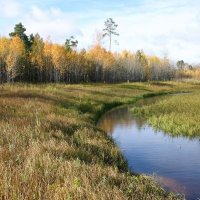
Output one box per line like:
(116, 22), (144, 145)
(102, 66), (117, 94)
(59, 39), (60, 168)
(0, 0), (200, 63)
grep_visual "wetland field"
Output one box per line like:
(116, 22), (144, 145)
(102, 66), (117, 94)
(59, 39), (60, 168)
(0, 81), (199, 199)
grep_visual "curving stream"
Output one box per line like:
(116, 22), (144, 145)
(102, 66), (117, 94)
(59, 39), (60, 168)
(98, 96), (200, 200)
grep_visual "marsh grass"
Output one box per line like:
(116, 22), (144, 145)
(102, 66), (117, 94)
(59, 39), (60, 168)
(132, 88), (200, 138)
(0, 82), (191, 199)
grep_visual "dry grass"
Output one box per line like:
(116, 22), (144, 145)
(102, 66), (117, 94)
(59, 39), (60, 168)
(0, 82), (190, 200)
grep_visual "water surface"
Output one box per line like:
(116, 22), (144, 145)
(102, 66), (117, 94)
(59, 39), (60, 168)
(98, 96), (200, 200)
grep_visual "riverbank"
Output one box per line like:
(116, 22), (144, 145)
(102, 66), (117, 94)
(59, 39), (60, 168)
(131, 85), (200, 138)
(99, 93), (200, 199)
(0, 82), (193, 199)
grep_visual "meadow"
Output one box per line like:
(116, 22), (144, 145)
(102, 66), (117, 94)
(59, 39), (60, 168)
(0, 81), (195, 200)
(132, 81), (200, 138)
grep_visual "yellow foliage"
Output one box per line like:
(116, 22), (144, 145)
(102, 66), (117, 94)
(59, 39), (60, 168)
(51, 44), (67, 72)
(148, 55), (161, 66)
(44, 40), (52, 58)
(182, 69), (200, 79)
(87, 45), (115, 69)
(5, 36), (25, 77)
(31, 35), (44, 69)
(121, 50), (135, 59)
(0, 37), (10, 58)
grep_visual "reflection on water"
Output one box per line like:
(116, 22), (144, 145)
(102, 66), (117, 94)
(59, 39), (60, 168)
(155, 175), (186, 195)
(98, 97), (200, 200)
(98, 107), (146, 134)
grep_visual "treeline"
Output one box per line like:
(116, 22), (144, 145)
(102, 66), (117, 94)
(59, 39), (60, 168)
(175, 60), (200, 80)
(0, 23), (199, 83)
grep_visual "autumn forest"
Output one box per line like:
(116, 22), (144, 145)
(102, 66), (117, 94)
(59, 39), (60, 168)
(1, 21), (199, 84)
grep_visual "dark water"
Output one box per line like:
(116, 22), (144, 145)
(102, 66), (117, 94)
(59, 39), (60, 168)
(98, 97), (200, 200)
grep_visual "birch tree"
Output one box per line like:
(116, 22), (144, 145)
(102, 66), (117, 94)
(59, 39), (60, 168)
(5, 36), (25, 82)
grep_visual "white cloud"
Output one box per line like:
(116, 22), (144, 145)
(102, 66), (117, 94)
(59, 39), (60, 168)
(1, 0), (200, 63)
(0, 0), (21, 18)
(73, 0), (200, 63)
(22, 6), (82, 43)
(110, 0), (200, 63)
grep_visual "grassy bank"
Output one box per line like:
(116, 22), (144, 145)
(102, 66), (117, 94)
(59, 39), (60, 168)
(0, 82), (191, 199)
(132, 83), (200, 138)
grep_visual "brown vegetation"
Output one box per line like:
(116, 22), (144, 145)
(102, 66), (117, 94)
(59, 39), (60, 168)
(0, 82), (188, 200)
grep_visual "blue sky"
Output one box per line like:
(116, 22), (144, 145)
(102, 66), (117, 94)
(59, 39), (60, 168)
(0, 0), (200, 63)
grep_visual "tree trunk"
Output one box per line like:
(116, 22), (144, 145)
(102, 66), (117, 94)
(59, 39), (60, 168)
(109, 33), (112, 52)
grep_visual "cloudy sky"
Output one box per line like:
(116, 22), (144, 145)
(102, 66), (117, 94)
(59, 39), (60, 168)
(0, 0), (200, 63)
